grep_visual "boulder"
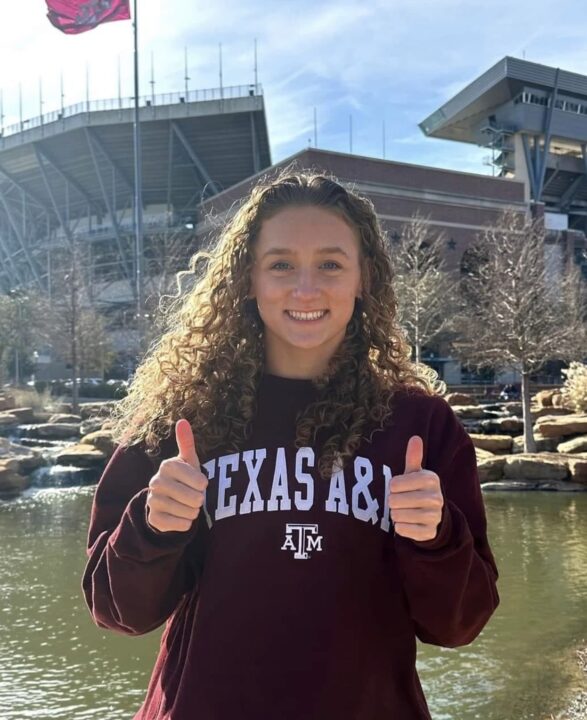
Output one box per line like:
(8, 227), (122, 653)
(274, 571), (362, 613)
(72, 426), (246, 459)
(468, 433), (513, 453)
(80, 417), (105, 435)
(0, 438), (44, 474)
(557, 435), (587, 454)
(534, 480), (586, 491)
(55, 443), (107, 467)
(79, 402), (116, 421)
(474, 447), (495, 463)
(0, 458), (29, 498)
(534, 414), (587, 438)
(53, 403), (73, 413)
(25, 423), (81, 439)
(502, 401), (523, 416)
(48, 413), (82, 424)
(0, 413), (19, 426)
(482, 480), (541, 491)
(5, 407), (35, 423)
(445, 392), (478, 406)
(530, 406), (573, 421)
(477, 457), (506, 483)
(33, 411), (57, 423)
(0, 395), (16, 411)
(558, 454), (587, 484)
(512, 434), (561, 453)
(551, 393), (569, 408)
(534, 389), (559, 407)
(452, 406), (488, 420)
(503, 453), (569, 481)
(80, 430), (115, 457)
(480, 417), (524, 434)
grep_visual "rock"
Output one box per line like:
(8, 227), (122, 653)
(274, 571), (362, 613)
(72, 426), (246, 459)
(557, 435), (587, 454)
(562, 456), (587, 484)
(468, 433), (513, 453)
(474, 447), (495, 462)
(80, 417), (105, 435)
(48, 413), (82, 424)
(534, 414), (587, 438)
(53, 403), (73, 413)
(480, 417), (524, 434)
(453, 406), (488, 419)
(459, 420), (484, 434)
(477, 457), (506, 482)
(530, 406), (573, 421)
(33, 411), (57, 423)
(0, 413), (19, 426)
(503, 453), (569, 481)
(80, 430), (115, 457)
(0, 438), (45, 474)
(445, 392), (478, 406)
(55, 443), (107, 467)
(512, 434), (561, 453)
(532, 480), (587, 491)
(567, 458), (587, 485)
(6, 407), (35, 423)
(481, 480), (540, 491)
(551, 392), (569, 408)
(25, 423), (81, 439)
(79, 402), (116, 421)
(0, 395), (16, 411)
(534, 389), (559, 407)
(0, 458), (29, 498)
(502, 401), (523, 416)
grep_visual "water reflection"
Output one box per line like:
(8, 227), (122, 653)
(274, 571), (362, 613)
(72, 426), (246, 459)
(0, 489), (585, 719)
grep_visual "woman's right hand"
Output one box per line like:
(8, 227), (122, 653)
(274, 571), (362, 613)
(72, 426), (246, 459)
(146, 419), (209, 533)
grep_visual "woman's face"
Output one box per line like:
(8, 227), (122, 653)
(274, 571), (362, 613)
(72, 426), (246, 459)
(249, 205), (363, 377)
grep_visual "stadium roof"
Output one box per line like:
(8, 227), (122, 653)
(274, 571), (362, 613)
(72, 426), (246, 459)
(419, 56), (587, 144)
(0, 85), (271, 226)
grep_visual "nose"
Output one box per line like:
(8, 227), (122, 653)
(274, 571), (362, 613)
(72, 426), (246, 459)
(291, 269), (320, 300)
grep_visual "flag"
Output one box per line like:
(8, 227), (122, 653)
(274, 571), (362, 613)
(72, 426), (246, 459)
(46, 0), (131, 34)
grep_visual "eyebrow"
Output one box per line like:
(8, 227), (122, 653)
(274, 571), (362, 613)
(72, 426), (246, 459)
(260, 246), (351, 260)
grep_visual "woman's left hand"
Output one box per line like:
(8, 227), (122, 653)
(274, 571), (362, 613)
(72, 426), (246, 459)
(388, 435), (445, 542)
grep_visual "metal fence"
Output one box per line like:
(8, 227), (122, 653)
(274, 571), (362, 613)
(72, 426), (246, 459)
(0, 84), (263, 138)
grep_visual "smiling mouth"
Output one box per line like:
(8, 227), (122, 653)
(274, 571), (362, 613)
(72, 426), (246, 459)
(286, 310), (328, 321)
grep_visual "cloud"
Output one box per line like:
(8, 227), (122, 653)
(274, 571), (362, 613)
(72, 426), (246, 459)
(2, 0), (587, 177)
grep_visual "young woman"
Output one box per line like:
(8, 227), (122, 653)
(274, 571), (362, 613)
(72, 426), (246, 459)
(82, 171), (499, 720)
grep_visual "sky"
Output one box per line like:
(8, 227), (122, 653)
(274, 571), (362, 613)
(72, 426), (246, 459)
(1, 0), (587, 176)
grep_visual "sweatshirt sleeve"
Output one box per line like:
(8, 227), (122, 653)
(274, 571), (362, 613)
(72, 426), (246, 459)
(81, 441), (207, 636)
(393, 396), (500, 649)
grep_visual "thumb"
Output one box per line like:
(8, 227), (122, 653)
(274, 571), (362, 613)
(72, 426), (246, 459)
(404, 435), (423, 474)
(175, 419), (200, 471)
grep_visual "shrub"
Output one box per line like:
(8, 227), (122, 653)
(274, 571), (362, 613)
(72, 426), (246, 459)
(561, 361), (587, 413)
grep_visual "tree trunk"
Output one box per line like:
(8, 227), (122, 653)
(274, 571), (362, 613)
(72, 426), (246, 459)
(521, 370), (536, 453)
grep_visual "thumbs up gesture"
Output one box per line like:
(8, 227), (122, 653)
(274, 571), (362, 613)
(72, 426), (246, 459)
(388, 435), (444, 542)
(146, 419), (209, 533)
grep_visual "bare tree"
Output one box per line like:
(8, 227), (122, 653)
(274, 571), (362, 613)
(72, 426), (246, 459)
(0, 290), (49, 386)
(451, 209), (587, 452)
(47, 236), (115, 411)
(391, 214), (462, 365)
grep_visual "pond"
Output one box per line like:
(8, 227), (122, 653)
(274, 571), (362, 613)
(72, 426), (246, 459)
(0, 486), (585, 719)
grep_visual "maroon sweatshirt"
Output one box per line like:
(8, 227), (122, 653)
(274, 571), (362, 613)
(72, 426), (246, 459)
(82, 374), (499, 719)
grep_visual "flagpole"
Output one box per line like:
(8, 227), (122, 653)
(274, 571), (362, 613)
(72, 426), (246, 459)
(132, 0), (144, 357)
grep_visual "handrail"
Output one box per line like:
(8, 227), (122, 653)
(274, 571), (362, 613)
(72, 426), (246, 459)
(0, 84), (263, 138)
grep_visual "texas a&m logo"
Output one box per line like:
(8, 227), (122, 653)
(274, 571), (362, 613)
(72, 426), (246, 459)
(281, 523), (323, 559)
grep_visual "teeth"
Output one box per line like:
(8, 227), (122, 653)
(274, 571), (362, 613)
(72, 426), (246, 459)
(288, 310), (326, 321)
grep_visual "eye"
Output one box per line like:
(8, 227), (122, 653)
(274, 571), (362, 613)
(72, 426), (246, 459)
(321, 261), (342, 270)
(270, 261), (292, 271)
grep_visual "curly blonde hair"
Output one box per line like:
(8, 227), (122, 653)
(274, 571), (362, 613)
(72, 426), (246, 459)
(108, 168), (445, 478)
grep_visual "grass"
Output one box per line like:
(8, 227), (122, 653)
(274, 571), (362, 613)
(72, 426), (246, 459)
(7, 386), (69, 414)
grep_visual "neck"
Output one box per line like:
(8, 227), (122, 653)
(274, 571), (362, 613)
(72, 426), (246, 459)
(264, 345), (334, 380)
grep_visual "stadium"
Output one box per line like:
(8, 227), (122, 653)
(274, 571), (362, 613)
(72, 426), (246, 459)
(1, 55), (585, 384)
